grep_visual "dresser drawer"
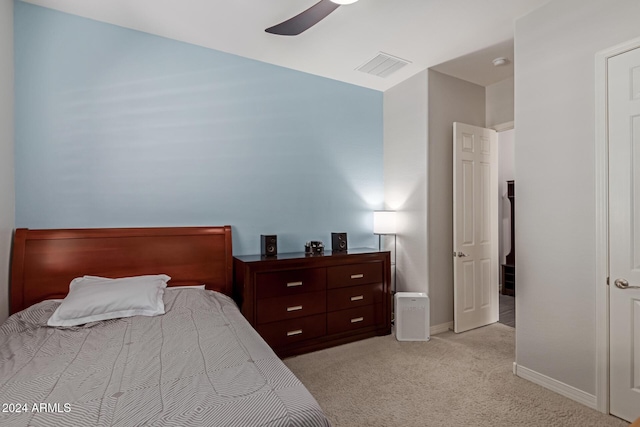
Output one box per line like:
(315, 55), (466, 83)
(327, 283), (383, 312)
(256, 268), (326, 299)
(257, 291), (326, 324)
(327, 304), (380, 335)
(257, 314), (326, 349)
(327, 262), (383, 289)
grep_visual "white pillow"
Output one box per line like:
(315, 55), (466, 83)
(47, 274), (170, 327)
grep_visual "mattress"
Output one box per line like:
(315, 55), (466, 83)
(0, 289), (331, 426)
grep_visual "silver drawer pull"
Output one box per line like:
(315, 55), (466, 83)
(287, 281), (303, 287)
(351, 317), (364, 323)
(287, 305), (303, 312)
(351, 274), (364, 279)
(350, 295), (364, 301)
(287, 329), (303, 336)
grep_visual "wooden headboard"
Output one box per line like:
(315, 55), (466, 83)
(10, 226), (233, 314)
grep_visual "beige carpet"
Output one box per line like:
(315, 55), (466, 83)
(284, 323), (628, 427)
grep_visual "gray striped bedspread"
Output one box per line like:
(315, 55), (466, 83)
(0, 289), (331, 426)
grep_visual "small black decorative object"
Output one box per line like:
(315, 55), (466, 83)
(261, 235), (277, 257)
(305, 241), (324, 255)
(331, 232), (348, 252)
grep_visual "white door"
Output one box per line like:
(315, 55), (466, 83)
(453, 122), (499, 333)
(609, 46), (640, 422)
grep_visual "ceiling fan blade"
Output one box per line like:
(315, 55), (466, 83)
(266, 0), (340, 36)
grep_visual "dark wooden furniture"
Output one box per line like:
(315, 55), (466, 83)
(6, 227), (335, 425)
(233, 248), (392, 357)
(501, 180), (515, 296)
(10, 226), (233, 314)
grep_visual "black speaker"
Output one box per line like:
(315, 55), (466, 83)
(261, 235), (277, 257)
(331, 232), (348, 252)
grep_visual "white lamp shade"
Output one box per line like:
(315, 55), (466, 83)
(373, 211), (397, 235)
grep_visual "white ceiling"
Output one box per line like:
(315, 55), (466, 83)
(431, 39), (514, 87)
(22, 0), (550, 92)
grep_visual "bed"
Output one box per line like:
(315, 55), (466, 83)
(1, 226), (331, 426)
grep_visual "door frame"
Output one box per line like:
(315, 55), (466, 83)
(594, 35), (640, 414)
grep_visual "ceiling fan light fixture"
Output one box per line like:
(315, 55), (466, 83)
(266, 0), (355, 36)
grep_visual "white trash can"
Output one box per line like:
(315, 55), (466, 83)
(394, 292), (430, 341)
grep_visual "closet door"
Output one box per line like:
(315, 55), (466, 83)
(608, 46), (640, 423)
(452, 122), (498, 333)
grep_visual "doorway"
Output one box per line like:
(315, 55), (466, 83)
(497, 128), (515, 328)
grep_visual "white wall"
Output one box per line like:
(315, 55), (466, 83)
(515, 0), (640, 397)
(486, 77), (514, 128)
(0, 0), (15, 323)
(383, 70), (428, 295)
(498, 129), (515, 267)
(427, 70), (485, 327)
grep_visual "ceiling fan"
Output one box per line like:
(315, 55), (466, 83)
(266, 0), (358, 36)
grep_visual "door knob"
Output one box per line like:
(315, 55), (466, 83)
(454, 252), (468, 258)
(614, 278), (640, 289)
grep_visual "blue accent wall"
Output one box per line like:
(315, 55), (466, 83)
(14, 2), (383, 255)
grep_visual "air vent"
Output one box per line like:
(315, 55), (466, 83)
(356, 52), (411, 78)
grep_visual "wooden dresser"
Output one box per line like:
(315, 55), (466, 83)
(233, 249), (392, 358)
(501, 180), (515, 296)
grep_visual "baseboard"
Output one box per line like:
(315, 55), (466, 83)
(430, 321), (453, 335)
(514, 363), (598, 410)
